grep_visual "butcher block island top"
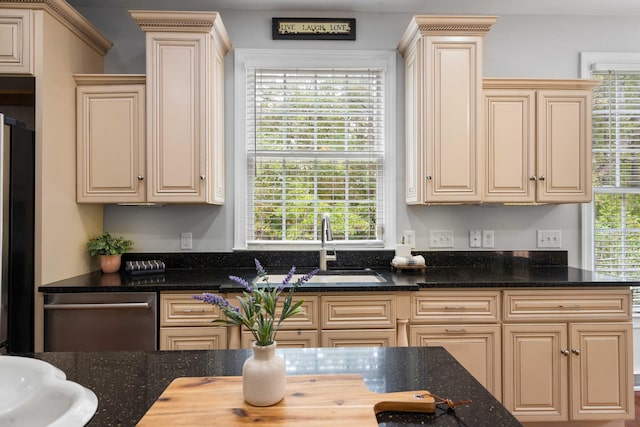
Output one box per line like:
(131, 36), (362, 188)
(18, 346), (521, 426)
(138, 374), (437, 426)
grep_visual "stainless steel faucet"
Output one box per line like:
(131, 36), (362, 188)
(319, 213), (337, 271)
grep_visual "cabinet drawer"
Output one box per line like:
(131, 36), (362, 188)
(320, 329), (396, 347)
(242, 330), (319, 349)
(321, 295), (395, 329)
(411, 290), (500, 323)
(503, 289), (631, 321)
(280, 295), (318, 329)
(161, 292), (223, 326)
(159, 326), (227, 350)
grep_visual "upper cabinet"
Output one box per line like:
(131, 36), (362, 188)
(130, 11), (231, 204)
(0, 8), (32, 74)
(75, 74), (146, 203)
(483, 79), (598, 203)
(398, 15), (497, 204)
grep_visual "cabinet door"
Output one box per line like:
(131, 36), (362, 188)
(410, 324), (501, 400)
(0, 9), (32, 74)
(76, 82), (146, 203)
(423, 37), (482, 202)
(483, 89), (536, 202)
(160, 326), (227, 350)
(570, 322), (633, 420)
(503, 323), (568, 422)
(146, 33), (206, 202)
(536, 89), (592, 203)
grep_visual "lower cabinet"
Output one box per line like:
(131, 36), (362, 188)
(503, 322), (633, 422)
(410, 324), (502, 400)
(320, 294), (397, 347)
(159, 292), (226, 350)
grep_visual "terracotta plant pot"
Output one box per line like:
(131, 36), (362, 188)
(99, 254), (122, 274)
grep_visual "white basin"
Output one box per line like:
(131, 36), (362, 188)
(0, 356), (98, 427)
(267, 273), (386, 284)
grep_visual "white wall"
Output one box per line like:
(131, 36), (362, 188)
(69, 1), (640, 267)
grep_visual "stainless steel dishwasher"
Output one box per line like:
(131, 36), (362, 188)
(44, 292), (157, 351)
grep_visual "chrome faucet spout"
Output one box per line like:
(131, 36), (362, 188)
(320, 213), (337, 271)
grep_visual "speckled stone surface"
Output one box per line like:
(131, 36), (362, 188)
(19, 347), (522, 427)
(39, 250), (635, 293)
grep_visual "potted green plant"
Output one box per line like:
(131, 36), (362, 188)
(86, 232), (134, 273)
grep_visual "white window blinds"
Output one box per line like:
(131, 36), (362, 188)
(246, 68), (385, 243)
(591, 69), (640, 279)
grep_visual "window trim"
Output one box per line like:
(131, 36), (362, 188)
(233, 49), (396, 250)
(580, 52), (640, 270)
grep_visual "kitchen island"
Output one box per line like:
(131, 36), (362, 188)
(20, 346), (522, 426)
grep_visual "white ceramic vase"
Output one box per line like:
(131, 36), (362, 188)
(242, 341), (286, 406)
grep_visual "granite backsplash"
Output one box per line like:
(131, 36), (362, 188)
(122, 250), (568, 270)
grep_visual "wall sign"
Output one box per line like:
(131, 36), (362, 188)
(272, 18), (356, 40)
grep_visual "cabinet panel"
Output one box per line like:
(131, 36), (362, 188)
(536, 90), (592, 202)
(320, 329), (396, 347)
(160, 326), (226, 350)
(412, 290), (500, 323)
(424, 39), (481, 202)
(570, 322), (633, 420)
(503, 323), (568, 422)
(0, 9), (31, 74)
(321, 295), (395, 329)
(504, 289), (631, 322)
(242, 330), (318, 349)
(484, 90), (536, 202)
(76, 78), (146, 203)
(410, 324), (501, 399)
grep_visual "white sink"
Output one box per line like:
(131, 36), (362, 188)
(267, 272), (386, 284)
(0, 356), (98, 427)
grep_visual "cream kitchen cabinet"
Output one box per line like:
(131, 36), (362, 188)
(130, 11), (230, 204)
(320, 294), (396, 347)
(483, 79), (598, 203)
(398, 15), (496, 204)
(410, 290), (502, 399)
(159, 292), (227, 350)
(0, 8), (31, 74)
(75, 75), (146, 203)
(502, 289), (633, 424)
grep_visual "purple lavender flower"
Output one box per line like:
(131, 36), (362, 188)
(193, 293), (226, 305)
(254, 258), (267, 277)
(279, 266), (296, 291)
(296, 268), (319, 285)
(229, 275), (253, 291)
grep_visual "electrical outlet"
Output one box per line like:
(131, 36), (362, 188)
(482, 230), (495, 248)
(430, 230), (454, 248)
(537, 230), (561, 248)
(469, 230), (481, 248)
(403, 230), (416, 248)
(181, 232), (193, 250)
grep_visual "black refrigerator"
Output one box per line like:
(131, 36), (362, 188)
(0, 113), (35, 353)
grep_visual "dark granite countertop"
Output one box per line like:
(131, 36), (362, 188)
(16, 346), (522, 427)
(38, 250), (636, 293)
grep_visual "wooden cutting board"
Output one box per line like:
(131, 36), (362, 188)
(137, 374), (435, 426)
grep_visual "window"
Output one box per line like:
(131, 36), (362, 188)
(234, 50), (395, 249)
(581, 53), (640, 280)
